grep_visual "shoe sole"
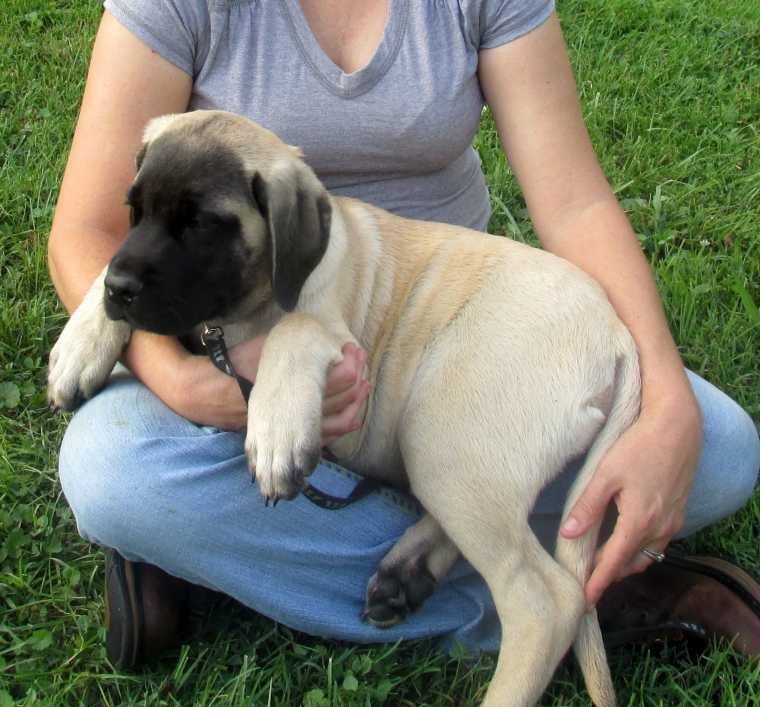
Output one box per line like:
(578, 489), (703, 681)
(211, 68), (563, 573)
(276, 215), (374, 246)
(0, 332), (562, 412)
(665, 553), (760, 618)
(105, 549), (143, 669)
(604, 552), (760, 650)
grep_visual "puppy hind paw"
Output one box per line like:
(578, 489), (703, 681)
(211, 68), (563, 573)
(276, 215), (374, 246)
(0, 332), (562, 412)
(362, 560), (437, 628)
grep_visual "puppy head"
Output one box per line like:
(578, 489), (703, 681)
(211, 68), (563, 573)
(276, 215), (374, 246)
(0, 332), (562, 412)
(104, 111), (331, 335)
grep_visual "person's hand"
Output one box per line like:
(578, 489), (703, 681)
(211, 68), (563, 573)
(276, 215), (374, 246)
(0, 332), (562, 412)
(170, 337), (369, 441)
(560, 386), (703, 607)
(319, 342), (371, 446)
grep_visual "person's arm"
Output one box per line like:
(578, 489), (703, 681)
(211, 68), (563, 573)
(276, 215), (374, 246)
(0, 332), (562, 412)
(49, 12), (367, 434)
(478, 13), (703, 606)
(48, 12), (223, 416)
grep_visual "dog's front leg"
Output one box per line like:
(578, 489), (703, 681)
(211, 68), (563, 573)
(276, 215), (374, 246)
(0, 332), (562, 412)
(48, 267), (132, 410)
(245, 313), (346, 504)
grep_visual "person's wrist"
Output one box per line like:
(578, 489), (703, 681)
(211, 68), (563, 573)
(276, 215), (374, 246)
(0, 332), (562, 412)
(640, 370), (703, 450)
(164, 349), (206, 416)
(124, 332), (197, 415)
(644, 374), (698, 413)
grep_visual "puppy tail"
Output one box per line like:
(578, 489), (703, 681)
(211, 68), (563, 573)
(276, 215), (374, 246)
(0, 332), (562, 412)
(554, 341), (640, 707)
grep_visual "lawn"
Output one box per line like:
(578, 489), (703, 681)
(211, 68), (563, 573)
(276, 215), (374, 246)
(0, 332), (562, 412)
(1, 0), (758, 705)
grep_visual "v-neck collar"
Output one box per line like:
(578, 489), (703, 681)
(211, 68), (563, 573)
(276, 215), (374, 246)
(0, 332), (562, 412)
(283, 0), (409, 98)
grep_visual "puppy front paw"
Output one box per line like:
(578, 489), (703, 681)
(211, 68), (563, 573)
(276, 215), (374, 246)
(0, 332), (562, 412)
(47, 305), (131, 410)
(245, 383), (322, 504)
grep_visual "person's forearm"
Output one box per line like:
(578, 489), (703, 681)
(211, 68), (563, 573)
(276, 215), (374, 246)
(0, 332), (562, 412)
(123, 329), (192, 405)
(537, 197), (696, 410)
(48, 223), (125, 314)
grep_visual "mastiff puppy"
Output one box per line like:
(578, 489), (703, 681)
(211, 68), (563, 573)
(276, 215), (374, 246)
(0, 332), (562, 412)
(48, 110), (640, 707)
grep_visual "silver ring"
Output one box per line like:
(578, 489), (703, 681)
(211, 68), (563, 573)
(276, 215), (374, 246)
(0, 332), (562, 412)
(640, 547), (666, 563)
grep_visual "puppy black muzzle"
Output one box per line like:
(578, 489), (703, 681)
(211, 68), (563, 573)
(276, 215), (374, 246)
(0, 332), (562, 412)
(102, 218), (251, 336)
(104, 267), (143, 319)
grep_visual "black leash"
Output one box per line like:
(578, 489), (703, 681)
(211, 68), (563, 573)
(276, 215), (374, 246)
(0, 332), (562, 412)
(200, 323), (379, 510)
(200, 325), (253, 401)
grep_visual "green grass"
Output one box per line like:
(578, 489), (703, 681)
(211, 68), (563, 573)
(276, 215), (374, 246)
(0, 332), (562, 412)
(1, 0), (758, 704)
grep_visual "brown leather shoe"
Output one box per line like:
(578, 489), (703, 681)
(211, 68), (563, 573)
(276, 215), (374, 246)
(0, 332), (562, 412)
(598, 550), (760, 656)
(104, 549), (191, 669)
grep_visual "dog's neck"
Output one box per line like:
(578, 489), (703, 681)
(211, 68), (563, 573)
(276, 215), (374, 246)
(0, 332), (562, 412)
(196, 196), (390, 353)
(298, 197), (389, 346)
(298, 195), (352, 306)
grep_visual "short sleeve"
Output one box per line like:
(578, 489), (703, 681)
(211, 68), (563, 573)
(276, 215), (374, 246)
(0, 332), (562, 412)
(103, 0), (210, 77)
(458, 0), (555, 50)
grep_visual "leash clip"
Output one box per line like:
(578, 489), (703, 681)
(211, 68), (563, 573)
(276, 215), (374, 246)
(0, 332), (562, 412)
(200, 323), (224, 348)
(200, 322), (252, 398)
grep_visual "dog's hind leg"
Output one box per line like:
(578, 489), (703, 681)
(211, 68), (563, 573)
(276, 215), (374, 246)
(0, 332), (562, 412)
(477, 533), (588, 707)
(399, 398), (617, 705)
(363, 513), (459, 627)
(406, 479), (588, 707)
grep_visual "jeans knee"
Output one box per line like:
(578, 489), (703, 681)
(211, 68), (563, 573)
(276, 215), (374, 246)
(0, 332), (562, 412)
(57, 377), (184, 551)
(58, 403), (131, 547)
(681, 391), (759, 537)
(720, 405), (760, 512)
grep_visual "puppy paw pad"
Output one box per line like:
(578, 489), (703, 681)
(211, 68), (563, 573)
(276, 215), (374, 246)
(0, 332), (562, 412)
(363, 560), (437, 628)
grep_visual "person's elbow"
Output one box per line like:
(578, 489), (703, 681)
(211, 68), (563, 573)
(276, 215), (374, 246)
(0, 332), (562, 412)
(47, 221), (69, 309)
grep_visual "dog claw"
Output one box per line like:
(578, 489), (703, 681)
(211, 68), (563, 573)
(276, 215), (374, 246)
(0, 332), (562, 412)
(264, 497), (270, 507)
(272, 499), (279, 508)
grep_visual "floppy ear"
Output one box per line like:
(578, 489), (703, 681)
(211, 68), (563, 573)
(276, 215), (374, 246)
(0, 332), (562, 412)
(142, 113), (182, 143)
(135, 143), (147, 171)
(252, 167), (332, 311)
(136, 113), (184, 171)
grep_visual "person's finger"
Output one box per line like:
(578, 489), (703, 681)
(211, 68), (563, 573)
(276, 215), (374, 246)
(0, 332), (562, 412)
(615, 541), (665, 582)
(560, 470), (616, 539)
(322, 382), (364, 435)
(321, 381), (370, 442)
(326, 346), (359, 392)
(325, 345), (366, 397)
(616, 535), (671, 580)
(323, 377), (362, 416)
(613, 505), (683, 581)
(584, 518), (644, 607)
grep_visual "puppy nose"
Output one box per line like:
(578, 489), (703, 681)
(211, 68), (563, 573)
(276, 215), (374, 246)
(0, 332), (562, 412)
(104, 269), (143, 307)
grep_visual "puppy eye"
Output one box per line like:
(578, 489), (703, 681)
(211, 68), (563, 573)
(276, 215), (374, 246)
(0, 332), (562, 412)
(169, 201), (199, 241)
(201, 211), (239, 229)
(179, 200), (199, 231)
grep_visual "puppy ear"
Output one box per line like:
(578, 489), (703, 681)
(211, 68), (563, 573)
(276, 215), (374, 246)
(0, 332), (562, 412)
(142, 113), (182, 143)
(135, 143), (147, 171)
(136, 113), (184, 171)
(252, 167), (331, 311)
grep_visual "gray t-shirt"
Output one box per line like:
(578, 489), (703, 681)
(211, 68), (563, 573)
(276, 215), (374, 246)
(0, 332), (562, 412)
(104, 0), (554, 231)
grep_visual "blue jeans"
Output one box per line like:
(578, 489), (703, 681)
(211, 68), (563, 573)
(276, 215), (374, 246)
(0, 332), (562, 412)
(58, 369), (759, 654)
